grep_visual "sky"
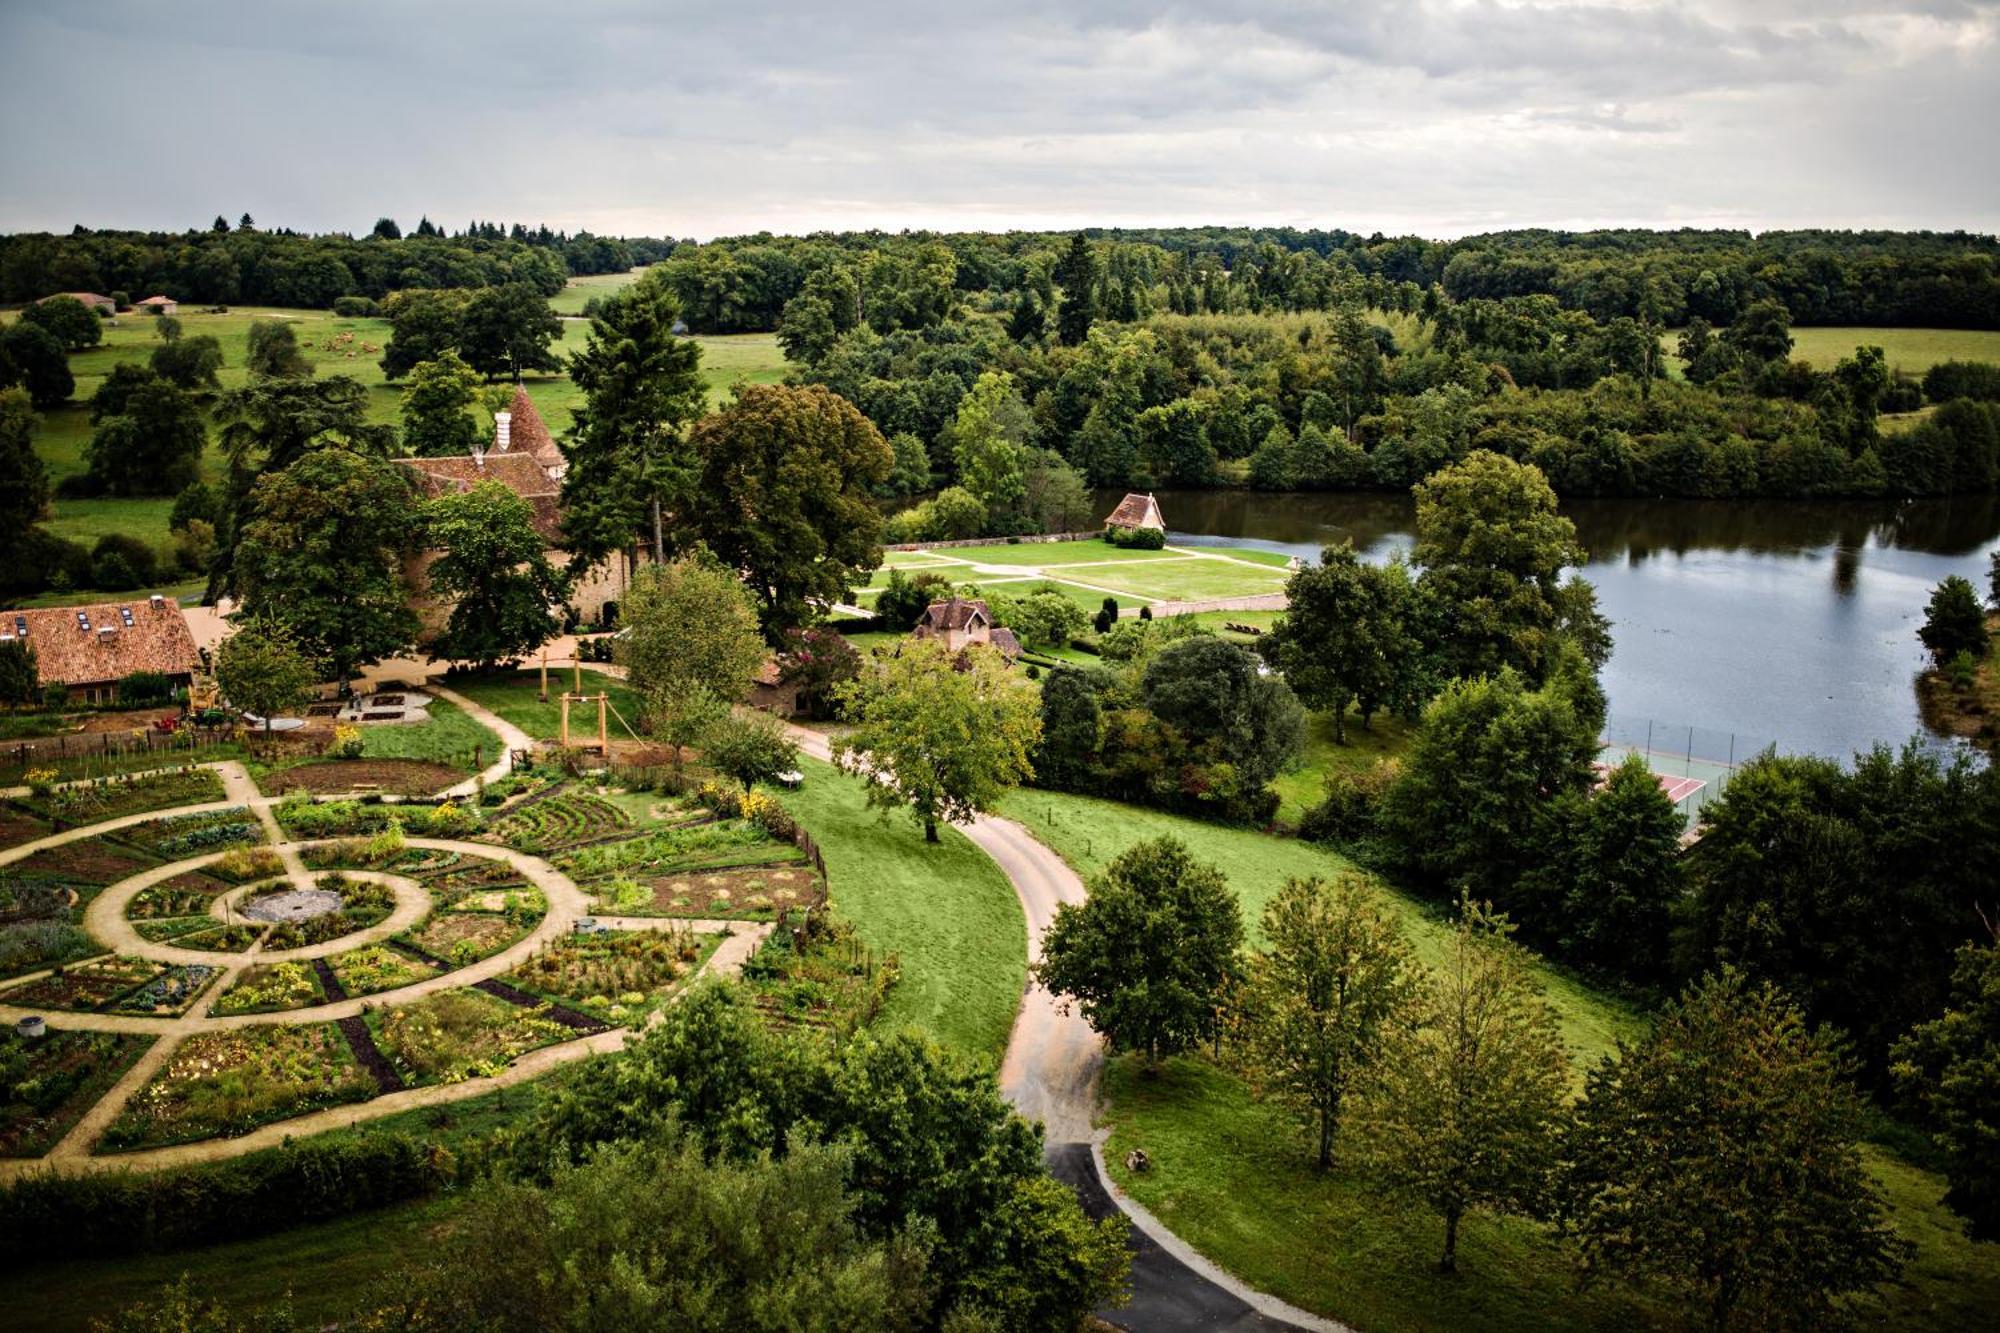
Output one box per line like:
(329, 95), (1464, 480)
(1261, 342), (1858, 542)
(2, 0), (1996, 240)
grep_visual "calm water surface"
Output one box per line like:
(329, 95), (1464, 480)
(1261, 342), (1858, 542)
(1106, 489), (2000, 761)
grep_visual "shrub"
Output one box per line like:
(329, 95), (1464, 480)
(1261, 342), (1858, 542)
(1298, 762), (1400, 843)
(117, 671), (175, 707)
(1105, 524), (1165, 550)
(90, 533), (159, 590)
(331, 295), (379, 317)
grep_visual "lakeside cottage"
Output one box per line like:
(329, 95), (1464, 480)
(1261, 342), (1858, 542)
(395, 387), (633, 637)
(911, 598), (1021, 662)
(0, 597), (201, 704)
(1102, 492), (1165, 532)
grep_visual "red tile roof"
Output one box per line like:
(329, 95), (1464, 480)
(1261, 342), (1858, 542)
(395, 453), (563, 542)
(1103, 492), (1164, 530)
(0, 598), (200, 687)
(919, 598), (991, 632)
(503, 385), (563, 471)
(136, 295), (176, 306)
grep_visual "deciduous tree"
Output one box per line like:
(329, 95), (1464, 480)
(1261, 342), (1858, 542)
(84, 372), (206, 497)
(617, 555), (766, 705)
(398, 350), (486, 457)
(245, 319), (311, 379)
(457, 282), (563, 380)
(21, 295), (101, 351)
(419, 480), (571, 670)
(1036, 836), (1243, 1064)
(0, 389), (50, 559)
(1266, 543), (1426, 742)
(214, 617), (318, 734)
(1893, 936), (2000, 1240)
(833, 637), (1039, 842)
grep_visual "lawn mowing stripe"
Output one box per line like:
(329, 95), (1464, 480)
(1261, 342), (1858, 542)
(336, 1015), (403, 1094)
(471, 978), (608, 1033)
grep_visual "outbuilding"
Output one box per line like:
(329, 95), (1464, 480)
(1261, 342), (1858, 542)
(1102, 491), (1165, 533)
(135, 295), (179, 315)
(0, 597), (202, 704)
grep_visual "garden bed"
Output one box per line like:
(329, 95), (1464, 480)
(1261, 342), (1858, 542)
(424, 857), (530, 898)
(133, 916), (225, 943)
(501, 928), (718, 1025)
(22, 769), (226, 827)
(590, 861), (822, 920)
(101, 1022), (377, 1150)
(212, 961), (326, 1015)
(554, 820), (775, 880)
(207, 846), (285, 884)
(0, 955), (162, 1012)
(368, 988), (574, 1087)
(399, 912), (525, 968)
(167, 924), (268, 954)
(741, 917), (896, 1038)
(6, 837), (157, 886)
(0, 918), (104, 980)
(128, 870), (232, 918)
(0, 805), (50, 852)
(255, 874), (397, 949)
(109, 963), (221, 1016)
(479, 785), (633, 853)
(325, 944), (439, 999)
(114, 808), (262, 858)
(274, 795), (481, 841)
(260, 759), (465, 799)
(0, 1028), (154, 1157)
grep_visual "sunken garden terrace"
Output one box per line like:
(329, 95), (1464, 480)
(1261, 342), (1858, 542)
(0, 749), (851, 1168)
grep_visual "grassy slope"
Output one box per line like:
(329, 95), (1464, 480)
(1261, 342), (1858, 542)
(777, 755), (1026, 1063)
(443, 672), (647, 743)
(1268, 707), (1415, 827)
(997, 788), (1997, 1331)
(1659, 325), (2000, 378)
(356, 697), (501, 769)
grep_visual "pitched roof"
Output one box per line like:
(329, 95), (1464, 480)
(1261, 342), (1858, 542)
(45, 292), (114, 310)
(395, 453), (563, 542)
(919, 598), (990, 632)
(1103, 492), (1165, 530)
(987, 627), (1022, 660)
(502, 385), (564, 472)
(136, 294), (176, 306)
(0, 598), (201, 687)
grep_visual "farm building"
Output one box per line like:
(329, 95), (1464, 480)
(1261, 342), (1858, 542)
(1102, 492), (1165, 532)
(747, 659), (802, 717)
(911, 598), (1021, 662)
(135, 295), (179, 315)
(395, 386), (631, 641)
(41, 292), (115, 314)
(0, 597), (202, 704)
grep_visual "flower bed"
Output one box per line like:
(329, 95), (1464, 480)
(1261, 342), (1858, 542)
(593, 860), (822, 920)
(400, 912), (524, 967)
(274, 795), (480, 840)
(30, 769), (226, 827)
(116, 808), (261, 857)
(502, 928), (715, 1025)
(298, 825), (408, 871)
(368, 988), (572, 1087)
(255, 874), (397, 949)
(326, 944), (436, 999)
(480, 786), (633, 854)
(208, 846), (285, 884)
(101, 1023), (376, 1150)
(168, 924), (267, 954)
(213, 961), (324, 1015)
(555, 820), (772, 880)
(111, 963), (219, 1016)
(128, 871), (231, 919)
(0, 956), (161, 1012)
(1, 1029), (154, 1157)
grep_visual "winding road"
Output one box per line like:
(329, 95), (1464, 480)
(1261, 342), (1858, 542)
(786, 725), (1342, 1332)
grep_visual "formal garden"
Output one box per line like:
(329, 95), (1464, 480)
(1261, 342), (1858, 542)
(0, 759), (788, 1164)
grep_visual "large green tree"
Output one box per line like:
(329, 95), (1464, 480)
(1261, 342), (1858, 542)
(1893, 937), (2000, 1240)
(21, 295), (101, 351)
(1563, 970), (1907, 1331)
(1537, 751), (1684, 980)
(0, 322), (74, 406)
(833, 637), (1040, 842)
(1036, 836), (1243, 1065)
(1241, 873), (1415, 1170)
(149, 331), (224, 393)
(1266, 542), (1427, 742)
(1360, 900), (1568, 1273)
(0, 388), (50, 562)
(398, 350), (486, 457)
(941, 370), (1032, 530)
(1141, 635), (1305, 787)
(244, 319), (312, 379)
(560, 276), (706, 568)
(232, 449), (420, 686)
(690, 385), (892, 637)
(420, 480), (571, 669)
(457, 282), (564, 379)
(617, 555), (767, 704)
(1919, 574), (1990, 665)
(214, 617), (318, 734)
(84, 372), (206, 496)
(1412, 450), (1604, 684)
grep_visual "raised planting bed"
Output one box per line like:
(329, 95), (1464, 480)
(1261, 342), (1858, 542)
(325, 944), (438, 999)
(0, 1028), (154, 1157)
(28, 769), (226, 827)
(479, 785), (634, 854)
(368, 987), (575, 1087)
(127, 870), (232, 918)
(592, 860), (822, 920)
(114, 808), (262, 857)
(0, 804), (51, 853)
(6, 836), (157, 886)
(741, 918), (897, 1038)
(0, 955), (162, 1012)
(101, 1022), (377, 1150)
(212, 961), (326, 1015)
(502, 928), (717, 1025)
(262, 758), (467, 799)
(554, 820), (774, 881)
(109, 963), (220, 1016)
(399, 912), (527, 968)
(165, 924), (268, 954)
(206, 845), (286, 884)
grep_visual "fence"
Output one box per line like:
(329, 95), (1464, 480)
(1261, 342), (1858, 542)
(1599, 715), (1778, 828)
(1, 727), (245, 783)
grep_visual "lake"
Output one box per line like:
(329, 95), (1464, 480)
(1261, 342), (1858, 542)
(1106, 489), (2000, 763)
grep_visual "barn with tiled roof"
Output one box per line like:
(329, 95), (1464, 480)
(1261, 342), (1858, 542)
(0, 597), (201, 703)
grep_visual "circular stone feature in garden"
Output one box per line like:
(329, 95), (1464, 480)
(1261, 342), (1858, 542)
(241, 887), (345, 923)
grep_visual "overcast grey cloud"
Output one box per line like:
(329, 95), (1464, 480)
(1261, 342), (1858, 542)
(1, 0), (1994, 238)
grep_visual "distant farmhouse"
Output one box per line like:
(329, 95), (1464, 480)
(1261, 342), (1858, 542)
(911, 598), (1021, 663)
(1102, 492), (1165, 533)
(135, 294), (178, 315)
(395, 387), (632, 639)
(43, 292), (115, 314)
(0, 597), (201, 704)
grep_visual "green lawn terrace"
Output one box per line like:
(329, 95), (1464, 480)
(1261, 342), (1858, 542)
(857, 537), (1293, 612)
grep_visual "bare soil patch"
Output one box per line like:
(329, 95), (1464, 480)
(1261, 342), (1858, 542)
(262, 759), (464, 798)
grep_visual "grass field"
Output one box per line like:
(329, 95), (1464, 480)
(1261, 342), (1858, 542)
(1661, 325), (2000, 378)
(13, 302), (791, 593)
(546, 268), (646, 316)
(1268, 707), (1415, 826)
(355, 698), (500, 768)
(996, 788), (1995, 1331)
(776, 756), (1025, 1062)
(444, 672), (647, 743)
(872, 539), (1290, 608)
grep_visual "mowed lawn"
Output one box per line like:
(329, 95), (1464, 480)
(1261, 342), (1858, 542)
(444, 671), (647, 743)
(777, 756), (1026, 1062)
(16, 301), (790, 574)
(1660, 324), (2000, 378)
(996, 788), (1996, 1331)
(870, 539), (1289, 606)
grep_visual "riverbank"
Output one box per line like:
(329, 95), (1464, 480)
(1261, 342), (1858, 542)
(1915, 612), (2000, 752)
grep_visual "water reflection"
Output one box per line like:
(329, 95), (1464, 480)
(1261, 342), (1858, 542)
(1101, 489), (2000, 760)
